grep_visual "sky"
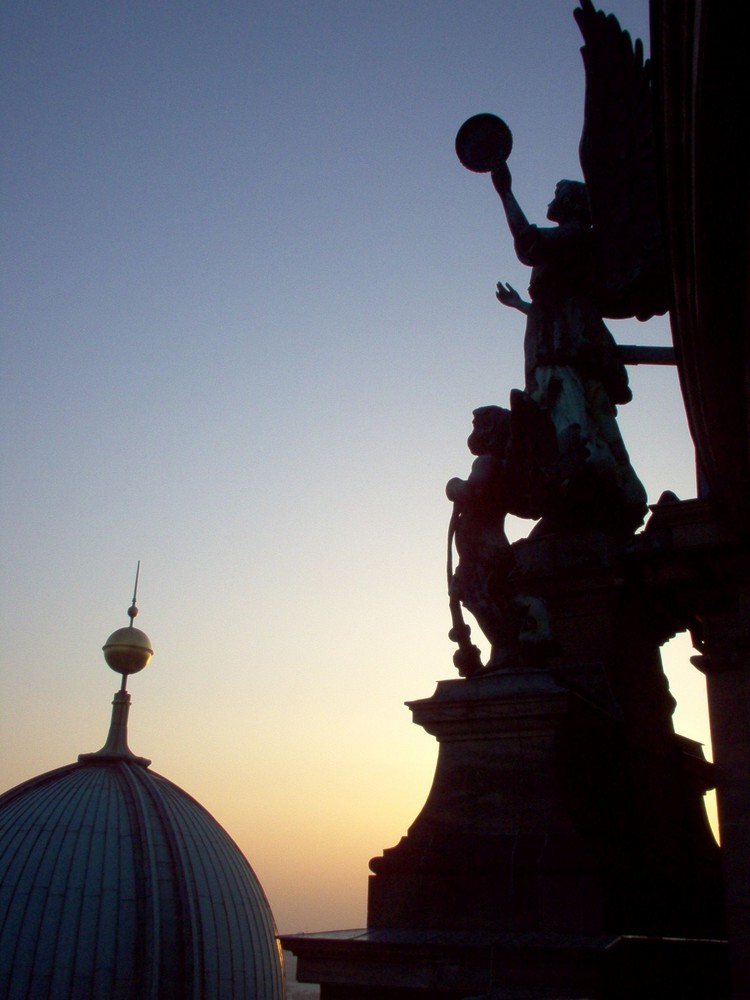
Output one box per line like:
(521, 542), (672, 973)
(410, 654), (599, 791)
(1, 0), (711, 935)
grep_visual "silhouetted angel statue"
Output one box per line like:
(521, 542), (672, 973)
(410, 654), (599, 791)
(456, 0), (666, 535)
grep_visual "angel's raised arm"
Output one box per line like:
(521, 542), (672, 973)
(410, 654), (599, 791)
(491, 164), (531, 243)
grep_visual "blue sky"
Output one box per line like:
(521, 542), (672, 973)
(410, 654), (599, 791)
(1, 0), (708, 933)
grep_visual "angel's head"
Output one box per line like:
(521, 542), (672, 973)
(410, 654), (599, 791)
(547, 180), (590, 226)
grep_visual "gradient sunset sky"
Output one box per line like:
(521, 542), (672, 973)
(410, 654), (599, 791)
(1, 0), (710, 934)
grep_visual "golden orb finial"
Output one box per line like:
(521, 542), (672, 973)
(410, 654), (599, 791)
(102, 626), (153, 675)
(81, 562), (153, 766)
(102, 560), (153, 678)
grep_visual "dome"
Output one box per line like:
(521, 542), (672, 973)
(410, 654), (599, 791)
(0, 607), (284, 1000)
(0, 759), (284, 1000)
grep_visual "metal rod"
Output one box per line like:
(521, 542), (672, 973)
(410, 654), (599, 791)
(618, 345), (676, 366)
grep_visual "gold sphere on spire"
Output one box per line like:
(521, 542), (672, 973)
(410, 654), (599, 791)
(102, 627), (153, 675)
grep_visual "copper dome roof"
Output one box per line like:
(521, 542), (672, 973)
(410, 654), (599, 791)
(0, 755), (284, 1000)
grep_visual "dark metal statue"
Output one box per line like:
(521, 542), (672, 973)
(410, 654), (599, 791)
(450, 0), (668, 670)
(446, 404), (560, 676)
(446, 406), (514, 676)
(492, 165), (648, 534)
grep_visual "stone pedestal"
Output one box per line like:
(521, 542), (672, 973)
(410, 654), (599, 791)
(283, 665), (724, 997)
(368, 670), (611, 936)
(367, 669), (719, 940)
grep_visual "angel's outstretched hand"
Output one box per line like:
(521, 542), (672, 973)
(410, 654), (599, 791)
(496, 281), (523, 310)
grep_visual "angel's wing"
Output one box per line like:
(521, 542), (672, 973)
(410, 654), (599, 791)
(575, 0), (668, 320)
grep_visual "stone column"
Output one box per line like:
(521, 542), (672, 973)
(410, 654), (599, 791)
(694, 594), (750, 999)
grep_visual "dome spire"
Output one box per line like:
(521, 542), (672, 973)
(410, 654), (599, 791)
(127, 557), (140, 626)
(79, 562), (153, 767)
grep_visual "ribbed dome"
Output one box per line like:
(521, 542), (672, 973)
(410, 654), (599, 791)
(0, 755), (284, 1000)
